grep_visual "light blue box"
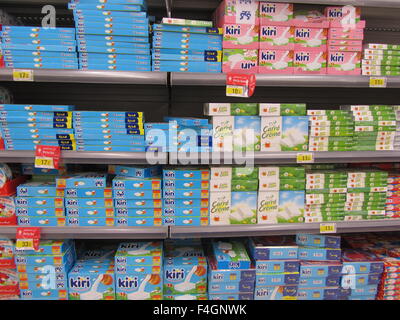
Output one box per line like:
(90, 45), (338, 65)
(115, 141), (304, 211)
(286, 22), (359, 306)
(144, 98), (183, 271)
(163, 179), (210, 190)
(115, 264), (162, 275)
(20, 289), (69, 300)
(152, 48), (221, 56)
(298, 247), (342, 262)
(72, 0), (146, 6)
(163, 189), (209, 199)
(0, 43), (76, 52)
(74, 133), (141, 140)
(212, 240), (251, 270)
(2, 122), (71, 129)
(248, 237), (299, 261)
(256, 260), (300, 274)
(152, 52), (220, 62)
(109, 165), (161, 178)
(298, 275), (341, 288)
(144, 123), (169, 130)
(114, 207), (161, 217)
(162, 216), (208, 226)
(75, 139), (146, 146)
(19, 279), (68, 290)
(15, 207), (64, 217)
(209, 293), (253, 300)
(153, 31), (222, 42)
(76, 26), (148, 37)
(152, 61), (221, 72)
(341, 251), (384, 274)
(15, 196), (64, 208)
(2, 38), (76, 46)
(114, 199), (162, 208)
(67, 217), (114, 226)
(296, 234), (341, 249)
(254, 286), (299, 300)
(112, 177), (161, 190)
(76, 15), (148, 25)
(74, 119), (142, 127)
(64, 198), (114, 208)
(299, 261), (343, 278)
(80, 64), (151, 72)
(297, 287), (340, 300)
(78, 45), (149, 54)
(256, 273), (300, 286)
(162, 207), (208, 217)
(208, 281), (255, 294)
(0, 104), (73, 111)
(79, 60), (151, 68)
(163, 198), (209, 208)
(3, 56), (77, 64)
(69, 3), (145, 11)
(21, 271), (69, 282)
(76, 34), (148, 42)
(339, 285), (378, 297)
(64, 188), (113, 198)
(17, 263), (72, 275)
(15, 248), (75, 267)
(4, 62), (78, 69)
(163, 168), (210, 180)
(15, 240), (73, 256)
(1, 50), (76, 58)
(73, 9), (147, 18)
(115, 274), (163, 300)
(115, 217), (159, 226)
(1, 26), (75, 33)
(342, 273), (381, 287)
(152, 39), (222, 51)
(56, 173), (107, 188)
(17, 216), (66, 227)
(74, 127), (142, 134)
(208, 261), (256, 283)
(2, 132), (74, 141)
(153, 24), (222, 35)
(115, 241), (163, 266)
(76, 21), (149, 31)
(112, 189), (161, 199)
(17, 182), (63, 197)
(65, 207), (114, 217)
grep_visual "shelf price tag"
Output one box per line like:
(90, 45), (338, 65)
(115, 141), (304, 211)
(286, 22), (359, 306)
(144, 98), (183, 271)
(35, 145), (61, 169)
(369, 77), (387, 88)
(320, 223), (337, 234)
(296, 153), (314, 163)
(12, 69), (34, 82)
(16, 227), (41, 251)
(226, 73), (256, 98)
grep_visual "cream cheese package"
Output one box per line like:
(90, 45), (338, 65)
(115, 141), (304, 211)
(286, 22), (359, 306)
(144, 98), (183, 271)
(256, 260), (300, 274)
(56, 173), (107, 188)
(249, 236), (298, 261)
(208, 281), (255, 294)
(17, 182), (64, 197)
(115, 274), (163, 300)
(67, 217), (115, 227)
(254, 285), (298, 300)
(297, 287), (340, 300)
(64, 188), (113, 198)
(64, 198), (114, 208)
(16, 207), (64, 217)
(65, 207), (114, 217)
(209, 293), (253, 300)
(116, 217), (162, 226)
(298, 247), (342, 262)
(17, 217), (67, 227)
(115, 241), (163, 267)
(204, 103), (258, 116)
(20, 288), (68, 300)
(211, 240), (251, 269)
(256, 273), (300, 286)
(207, 256), (256, 283)
(259, 103), (306, 116)
(112, 189), (161, 200)
(209, 192), (231, 225)
(164, 293), (208, 300)
(230, 191), (257, 224)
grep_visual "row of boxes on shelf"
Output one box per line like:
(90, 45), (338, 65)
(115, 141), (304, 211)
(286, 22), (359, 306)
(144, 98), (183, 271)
(205, 103), (400, 152)
(8, 232), (400, 300)
(362, 44), (400, 76)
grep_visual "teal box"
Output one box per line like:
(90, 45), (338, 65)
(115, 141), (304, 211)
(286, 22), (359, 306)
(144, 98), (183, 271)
(162, 207), (207, 217)
(209, 293), (252, 300)
(112, 177), (162, 190)
(114, 199), (162, 208)
(64, 188), (113, 198)
(256, 273), (300, 286)
(115, 217), (159, 226)
(15, 248), (75, 267)
(296, 234), (341, 249)
(112, 189), (161, 199)
(15, 197), (64, 208)
(109, 165), (161, 178)
(162, 189), (209, 199)
(64, 198), (113, 208)
(254, 286), (298, 300)
(17, 182), (64, 197)
(297, 287), (340, 300)
(67, 217), (114, 227)
(115, 241), (163, 266)
(56, 173), (107, 188)
(0, 104), (73, 111)
(299, 275), (341, 288)
(20, 289), (69, 300)
(115, 264), (162, 275)
(162, 216), (208, 226)
(19, 279), (68, 290)
(163, 168), (210, 180)
(298, 247), (342, 262)
(15, 208), (64, 217)
(114, 207), (161, 217)
(65, 207), (114, 217)
(212, 240), (251, 269)
(163, 179), (210, 190)
(163, 198), (209, 208)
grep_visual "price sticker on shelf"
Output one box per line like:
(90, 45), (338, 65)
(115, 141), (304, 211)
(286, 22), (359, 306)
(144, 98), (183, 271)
(16, 227), (41, 251)
(12, 69), (34, 82)
(320, 223), (337, 234)
(226, 73), (256, 98)
(296, 153), (314, 163)
(369, 77), (387, 88)
(35, 145), (61, 169)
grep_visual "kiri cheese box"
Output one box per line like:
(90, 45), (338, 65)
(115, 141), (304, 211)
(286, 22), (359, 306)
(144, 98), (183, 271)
(256, 272), (300, 286)
(116, 217), (162, 227)
(298, 247), (342, 262)
(64, 188), (113, 198)
(293, 50), (327, 74)
(341, 250), (384, 274)
(162, 168), (210, 180)
(296, 234), (341, 249)
(20, 288), (68, 300)
(65, 207), (114, 217)
(297, 287), (340, 300)
(64, 198), (113, 208)
(17, 182), (64, 197)
(259, 103), (306, 116)
(108, 165), (161, 178)
(259, 26), (294, 50)
(211, 239), (251, 269)
(67, 217), (115, 227)
(300, 261), (343, 278)
(112, 189), (162, 200)
(248, 236), (298, 260)
(254, 285), (298, 300)
(230, 191), (257, 224)
(15, 247), (75, 267)
(222, 24), (259, 49)
(207, 255), (255, 283)
(256, 260), (300, 274)
(115, 274), (163, 300)
(15, 197), (64, 208)
(299, 275), (341, 288)
(113, 199), (162, 208)
(261, 116), (309, 151)
(56, 173), (107, 188)
(214, 0), (259, 27)
(112, 177), (162, 190)
(209, 293), (253, 300)
(222, 49), (258, 74)
(16, 207), (65, 217)
(14, 239), (73, 256)
(258, 2), (294, 26)
(258, 49), (293, 74)
(17, 217), (67, 227)
(208, 281), (255, 294)
(115, 241), (163, 267)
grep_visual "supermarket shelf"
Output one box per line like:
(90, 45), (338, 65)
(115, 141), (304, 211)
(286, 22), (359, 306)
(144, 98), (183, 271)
(0, 151), (168, 164)
(0, 69), (168, 85)
(171, 73), (400, 88)
(170, 220), (400, 238)
(169, 151), (400, 165)
(0, 226), (169, 239)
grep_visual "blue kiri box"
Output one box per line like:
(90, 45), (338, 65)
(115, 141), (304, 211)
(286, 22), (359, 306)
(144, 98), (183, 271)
(163, 179), (210, 190)
(339, 285), (378, 297)
(75, 139), (146, 146)
(342, 273), (381, 286)
(73, 111), (143, 118)
(20, 289), (69, 300)
(73, 9), (147, 18)
(76, 34), (148, 42)
(112, 177), (162, 190)
(256, 260), (300, 274)
(152, 53), (220, 62)
(296, 234), (341, 249)
(254, 286), (298, 300)
(76, 21), (149, 30)
(79, 60), (151, 68)
(162, 207), (208, 217)
(74, 128), (143, 134)
(56, 174), (107, 188)
(77, 45), (149, 54)
(64, 198), (114, 208)
(144, 122), (170, 130)
(5, 62), (77, 69)
(0, 104), (73, 111)
(67, 217), (114, 226)
(300, 261), (343, 278)
(1, 50), (76, 58)
(297, 287), (340, 300)
(212, 240), (251, 269)
(115, 241), (163, 266)
(256, 273), (300, 286)
(77, 40), (149, 49)
(298, 247), (342, 262)
(115, 264), (162, 275)
(1, 44), (76, 52)
(4, 56), (77, 64)
(15, 248), (75, 266)
(75, 133), (143, 140)
(65, 207), (114, 217)
(153, 24), (222, 35)
(152, 62), (221, 73)
(2, 122), (72, 129)
(208, 258), (255, 283)
(15, 240), (73, 256)
(69, 3), (145, 11)
(341, 250), (384, 274)
(163, 168), (210, 180)
(299, 275), (342, 288)
(2, 38), (76, 46)
(17, 182), (64, 197)
(80, 65), (151, 72)
(109, 165), (161, 178)
(76, 27), (148, 37)
(115, 207), (161, 217)
(112, 189), (161, 199)
(76, 15), (149, 25)
(0, 110), (72, 117)
(64, 188), (113, 198)
(152, 40), (222, 51)
(163, 198), (209, 208)
(162, 216), (208, 226)
(152, 48), (221, 56)
(208, 281), (255, 294)
(114, 199), (162, 208)
(153, 31), (221, 42)
(163, 189), (209, 199)
(209, 293), (253, 300)
(115, 217), (161, 226)
(17, 217), (67, 227)
(19, 279), (68, 290)
(16, 207), (64, 217)
(1, 26), (75, 33)
(249, 237), (299, 261)
(15, 197), (64, 208)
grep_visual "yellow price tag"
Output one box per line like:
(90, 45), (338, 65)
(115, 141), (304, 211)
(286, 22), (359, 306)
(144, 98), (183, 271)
(369, 77), (386, 88)
(12, 69), (34, 82)
(226, 85), (247, 97)
(283, 296), (297, 300)
(16, 239), (35, 250)
(34, 157), (54, 169)
(296, 153), (314, 163)
(320, 223), (337, 234)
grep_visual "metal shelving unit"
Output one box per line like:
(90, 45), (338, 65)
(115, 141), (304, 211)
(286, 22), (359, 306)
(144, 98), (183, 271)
(170, 220), (400, 238)
(0, 69), (168, 85)
(0, 226), (169, 239)
(169, 151), (400, 165)
(171, 73), (400, 88)
(0, 151), (168, 164)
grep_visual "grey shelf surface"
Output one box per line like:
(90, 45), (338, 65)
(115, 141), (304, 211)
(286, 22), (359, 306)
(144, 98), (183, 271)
(171, 73), (400, 88)
(170, 220), (400, 238)
(169, 151), (400, 165)
(0, 150), (168, 164)
(0, 226), (169, 239)
(0, 69), (168, 85)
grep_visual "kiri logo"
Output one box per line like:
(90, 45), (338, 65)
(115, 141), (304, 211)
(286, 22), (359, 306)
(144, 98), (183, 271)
(261, 3), (276, 13)
(225, 25), (241, 35)
(19, 187), (28, 195)
(328, 8), (343, 18)
(330, 52), (345, 62)
(164, 217), (175, 224)
(212, 273), (223, 280)
(67, 199), (78, 206)
(116, 200), (127, 206)
(295, 28), (310, 38)
(241, 62), (256, 69)
(116, 190), (124, 197)
(117, 208), (128, 215)
(17, 208), (28, 214)
(117, 218), (127, 225)
(165, 268), (185, 281)
(68, 218), (78, 225)
(95, 181), (104, 187)
(261, 51), (276, 61)
(117, 276), (138, 289)
(164, 199), (175, 205)
(164, 171), (175, 178)
(69, 276), (91, 290)
(261, 26), (277, 37)
(114, 181), (125, 188)
(67, 208), (78, 215)
(66, 189), (77, 197)
(16, 198), (28, 205)
(164, 208), (174, 214)
(164, 190), (175, 197)
(164, 181), (175, 187)
(295, 52), (310, 62)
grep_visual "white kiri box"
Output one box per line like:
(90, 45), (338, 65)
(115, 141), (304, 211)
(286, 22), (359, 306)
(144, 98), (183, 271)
(212, 116), (233, 152)
(257, 191), (305, 224)
(261, 116), (309, 151)
(230, 191), (257, 224)
(209, 192), (231, 225)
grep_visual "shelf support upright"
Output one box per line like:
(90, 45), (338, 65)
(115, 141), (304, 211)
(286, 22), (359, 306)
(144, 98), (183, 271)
(165, 0), (172, 18)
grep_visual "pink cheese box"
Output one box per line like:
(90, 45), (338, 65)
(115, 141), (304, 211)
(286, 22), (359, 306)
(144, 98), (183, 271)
(329, 20), (366, 29)
(325, 6), (361, 23)
(328, 27), (364, 40)
(328, 45), (362, 52)
(293, 50), (327, 74)
(258, 2), (294, 26)
(214, 0), (259, 28)
(291, 10), (330, 28)
(328, 39), (363, 46)
(258, 49), (293, 74)
(259, 25), (294, 50)
(223, 24), (259, 49)
(294, 27), (327, 51)
(222, 49), (258, 74)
